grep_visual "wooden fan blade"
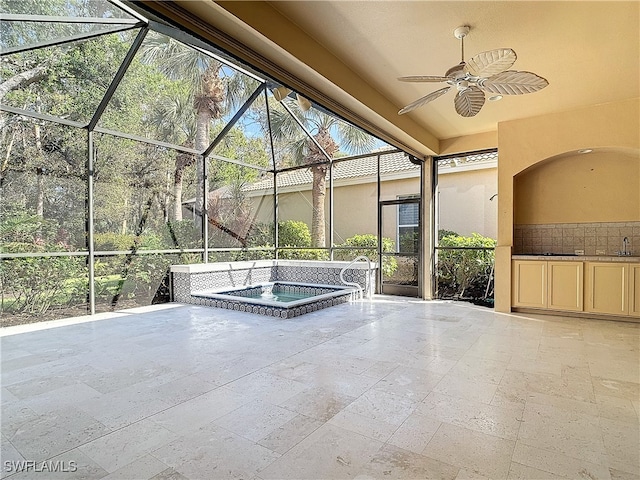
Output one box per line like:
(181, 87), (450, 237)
(480, 70), (549, 95)
(398, 86), (451, 115)
(466, 48), (517, 77)
(398, 75), (450, 83)
(454, 86), (485, 117)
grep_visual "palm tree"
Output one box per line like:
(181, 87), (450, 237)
(147, 92), (196, 221)
(270, 98), (376, 247)
(140, 33), (254, 224)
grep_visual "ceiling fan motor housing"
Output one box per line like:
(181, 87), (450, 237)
(445, 62), (467, 78)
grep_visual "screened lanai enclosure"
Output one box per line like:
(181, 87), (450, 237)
(0, 0), (424, 324)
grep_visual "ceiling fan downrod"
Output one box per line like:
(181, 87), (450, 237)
(454, 25), (470, 63)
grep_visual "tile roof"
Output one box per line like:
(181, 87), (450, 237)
(244, 149), (417, 192)
(191, 149), (498, 202)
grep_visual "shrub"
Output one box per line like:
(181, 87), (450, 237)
(277, 248), (329, 260)
(0, 214), (87, 316)
(437, 232), (495, 298)
(0, 213), (56, 246)
(399, 230), (419, 254)
(1, 255), (87, 316)
(334, 234), (397, 277)
(162, 220), (201, 249)
(247, 220), (312, 248)
(93, 232), (164, 251)
(278, 220), (311, 247)
(245, 220), (314, 259)
(246, 222), (273, 248)
(232, 248), (274, 261)
(438, 229), (459, 241)
(93, 253), (171, 306)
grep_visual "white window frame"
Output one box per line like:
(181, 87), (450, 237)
(397, 194), (419, 252)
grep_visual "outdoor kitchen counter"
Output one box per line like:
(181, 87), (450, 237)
(512, 255), (640, 262)
(511, 256), (640, 320)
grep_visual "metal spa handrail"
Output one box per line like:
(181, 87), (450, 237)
(339, 255), (372, 300)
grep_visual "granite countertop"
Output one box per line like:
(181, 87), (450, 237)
(512, 255), (640, 262)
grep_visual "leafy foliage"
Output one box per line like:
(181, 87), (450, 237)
(246, 220), (311, 248)
(333, 234), (397, 277)
(268, 97), (377, 247)
(278, 220), (312, 247)
(438, 229), (459, 240)
(399, 230), (419, 254)
(93, 232), (164, 252)
(243, 220), (326, 260)
(277, 248), (329, 261)
(0, 213), (87, 316)
(437, 233), (496, 298)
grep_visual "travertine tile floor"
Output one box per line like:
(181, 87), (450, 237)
(1, 298), (639, 479)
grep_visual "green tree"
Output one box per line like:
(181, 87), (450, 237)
(269, 98), (376, 247)
(1, 30), (139, 248)
(140, 33), (258, 224)
(146, 88), (197, 221)
(1, 213), (86, 317)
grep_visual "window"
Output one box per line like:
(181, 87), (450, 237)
(397, 195), (419, 253)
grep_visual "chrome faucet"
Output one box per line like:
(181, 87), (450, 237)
(621, 237), (630, 256)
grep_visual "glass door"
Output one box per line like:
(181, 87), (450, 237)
(378, 198), (421, 297)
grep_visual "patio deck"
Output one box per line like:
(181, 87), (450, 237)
(1, 298), (638, 479)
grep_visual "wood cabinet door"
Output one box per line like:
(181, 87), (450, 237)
(548, 261), (584, 312)
(585, 262), (628, 315)
(512, 261), (547, 308)
(630, 264), (640, 318)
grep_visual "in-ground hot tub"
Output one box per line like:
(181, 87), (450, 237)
(191, 282), (357, 319)
(171, 259), (378, 318)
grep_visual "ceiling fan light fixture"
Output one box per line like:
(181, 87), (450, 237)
(296, 94), (312, 111)
(272, 86), (292, 102)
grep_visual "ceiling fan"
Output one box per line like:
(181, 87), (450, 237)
(398, 26), (549, 117)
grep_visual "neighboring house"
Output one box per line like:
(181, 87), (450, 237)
(188, 149), (498, 247)
(436, 151), (498, 238)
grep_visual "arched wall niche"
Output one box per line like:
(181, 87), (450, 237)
(514, 147), (640, 225)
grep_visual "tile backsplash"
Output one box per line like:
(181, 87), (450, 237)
(514, 222), (640, 256)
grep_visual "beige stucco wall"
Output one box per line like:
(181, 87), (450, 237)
(333, 181), (380, 243)
(277, 189), (316, 234)
(270, 177), (421, 245)
(248, 165), (498, 246)
(495, 97), (640, 312)
(439, 132), (498, 156)
(514, 151), (639, 224)
(438, 166), (497, 238)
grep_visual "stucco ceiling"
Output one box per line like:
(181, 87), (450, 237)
(146, 1), (639, 155)
(265, 1), (639, 136)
